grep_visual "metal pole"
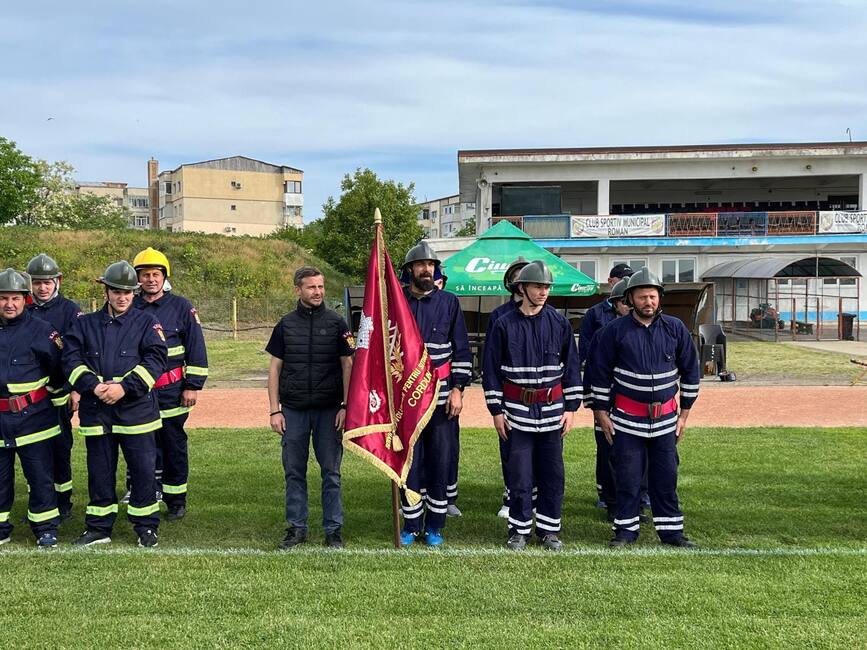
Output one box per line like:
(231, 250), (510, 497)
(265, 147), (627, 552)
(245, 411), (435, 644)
(774, 279), (779, 343)
(90, 298), (97, 313)
(231, 297), (238, 341)
(391, 481), (402, 549)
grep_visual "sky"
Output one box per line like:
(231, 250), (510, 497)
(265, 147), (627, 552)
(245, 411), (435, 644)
(2, 0), (866, 222)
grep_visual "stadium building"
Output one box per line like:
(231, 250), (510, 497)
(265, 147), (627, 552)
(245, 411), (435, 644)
(429, 142), (867, 339)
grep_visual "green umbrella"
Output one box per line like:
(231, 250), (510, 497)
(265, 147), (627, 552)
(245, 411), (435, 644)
(442, 221), (598, 296)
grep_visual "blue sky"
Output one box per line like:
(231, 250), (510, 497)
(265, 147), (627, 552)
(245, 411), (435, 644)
(2, 0), (866, 221)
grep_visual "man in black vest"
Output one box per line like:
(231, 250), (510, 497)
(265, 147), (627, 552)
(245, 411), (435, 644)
(267, 267), (354, 550)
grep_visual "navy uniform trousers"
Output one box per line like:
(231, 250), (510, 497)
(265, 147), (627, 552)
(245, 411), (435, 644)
(0, 440), (59, 539)
(401, 406), (452, 534)
(51, 406), (74, 513)
(447, 419), (459, 506)
(85, 432), (159, 536)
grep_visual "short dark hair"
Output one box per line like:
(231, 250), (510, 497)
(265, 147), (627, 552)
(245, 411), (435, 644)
(294, 266), (324, 287)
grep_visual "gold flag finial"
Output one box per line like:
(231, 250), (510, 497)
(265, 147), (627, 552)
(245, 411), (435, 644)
(374, 207), (383, 224)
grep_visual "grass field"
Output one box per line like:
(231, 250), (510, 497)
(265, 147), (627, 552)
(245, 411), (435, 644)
(3, 426), (866, 647)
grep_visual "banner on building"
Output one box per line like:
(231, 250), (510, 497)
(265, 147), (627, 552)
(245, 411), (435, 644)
(818, 211), (867, 234)
(570, 214), (666, 238)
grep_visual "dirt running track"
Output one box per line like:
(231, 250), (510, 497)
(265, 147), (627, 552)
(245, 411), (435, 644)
(185, 385), (867, 429)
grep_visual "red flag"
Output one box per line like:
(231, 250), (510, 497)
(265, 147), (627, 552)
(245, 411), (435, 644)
(343, 212), (440, 504)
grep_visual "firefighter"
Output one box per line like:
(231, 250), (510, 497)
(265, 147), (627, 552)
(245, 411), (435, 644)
(0, 268), (65, 548)
(133, 247), (208, 521)
(588, 267), (701, 548)
(483, 256), (530, 519)
(398, 241), (472, 547)
(63, 261), (167, 547)
(582, 277), (631, 520)
(26, 253), (83, 520)
(483, 260), (582, 551)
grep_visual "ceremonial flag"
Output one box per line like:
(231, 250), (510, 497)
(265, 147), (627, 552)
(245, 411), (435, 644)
(343, 209), (440, 506)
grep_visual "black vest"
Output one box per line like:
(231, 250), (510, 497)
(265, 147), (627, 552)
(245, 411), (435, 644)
(278, 303), (345, 409)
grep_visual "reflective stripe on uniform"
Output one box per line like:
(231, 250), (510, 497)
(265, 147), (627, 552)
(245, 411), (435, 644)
(167, 345), (186, 357)
(162, 483), (187, 494)
(86, 504), (119, 516)
(185, 365), (209, 377)
(78, 425), (105, 436)
(69, 365), (95, 385)
(0, 511), (9, 523)
(160, 406), (192, 419)
(54, 481), (73, 492)
(16, 425), (61, 447)
(51, 395), (70, 407)
(112, 419), (162, 435)
(127, 502), (159, 517)
(132, 365), (156, 389)
(28, 508), (60, 522)
(7, 376), (50, 393)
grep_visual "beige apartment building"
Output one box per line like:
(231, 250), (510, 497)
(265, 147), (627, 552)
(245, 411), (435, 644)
(156, 156), (304, 236)
(75, 182), (151, 229)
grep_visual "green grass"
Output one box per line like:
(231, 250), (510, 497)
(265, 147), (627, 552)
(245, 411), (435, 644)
(725, 341), (860, 383)
(204, 337), (270, 383)
(3, 427), (866, 647)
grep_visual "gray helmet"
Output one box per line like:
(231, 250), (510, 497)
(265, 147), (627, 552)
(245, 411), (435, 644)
(610, 278), (629, 303)
(402, 241), (440, 269)
(503, 256), (530, 292)
(0, 268), (31, 294)
(27, 253), (62, 280)
(99, 261), (140, 290)
(625, 267), (664, 301)
(514, 260), (554, 286)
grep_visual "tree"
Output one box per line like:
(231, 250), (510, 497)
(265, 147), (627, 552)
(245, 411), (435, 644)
(317, 168), (423, 278)
(454, 219), (476, 237)
(0, 136), (42, 225)
(270, 218), (325, 252)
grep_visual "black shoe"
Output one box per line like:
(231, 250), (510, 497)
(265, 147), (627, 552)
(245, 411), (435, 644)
(166, 505), (186, 521)
(540, 534), (563, 551)
(37, 532), (58, 549)
(609, 536), (635, 548)
(277, 528), (307, 550)
(324, 530), (344, 549)
(138, 529), (159, 548)
(73, 530), (111, 546)
(662, 536), (698, 549)
(506, 533), (528, 550)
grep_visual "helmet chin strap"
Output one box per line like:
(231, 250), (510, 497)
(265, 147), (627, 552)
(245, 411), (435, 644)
(34, 278), (60, 306)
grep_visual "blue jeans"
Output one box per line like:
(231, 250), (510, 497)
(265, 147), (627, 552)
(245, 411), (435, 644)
(281, 406), (344, 534)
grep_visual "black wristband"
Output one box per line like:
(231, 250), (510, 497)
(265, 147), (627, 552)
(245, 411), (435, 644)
(270, 410), (282, 417)
(339, 402), (346, 409)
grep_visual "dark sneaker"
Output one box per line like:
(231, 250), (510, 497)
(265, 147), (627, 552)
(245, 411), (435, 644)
(0, 535), (10, 546)
(166, 505), (186, 521)
(73, 530), (111, 546)
(36, 532), (58, 549)
(324, 530), (344, 549)
(541, 534), (563, 551)
(609, 536), (635, 548)
(138, 529), (159, 548)
(595, 499), (607, 509)
(446, 504), (462, 517)
(662, 536), (698, 549)
(506, 533), (528, 550)
(277, 528), (307, 550)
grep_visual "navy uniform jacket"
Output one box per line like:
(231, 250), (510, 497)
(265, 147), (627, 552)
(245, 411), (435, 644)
(482, 304), (582, 432)
(578, 299), (616, 366)
(134, 292), (208, 418)
(28, 294), (82, 407)
(63, 306), (167, 436)
(0, 310), (65, 448)
(403, 287), (472, 407)
(587, 312), (700, 418)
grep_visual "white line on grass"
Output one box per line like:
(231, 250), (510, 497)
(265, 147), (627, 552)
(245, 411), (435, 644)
(2, 546), (866, 558)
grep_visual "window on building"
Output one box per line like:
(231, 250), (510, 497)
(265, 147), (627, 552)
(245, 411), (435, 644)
(164, 182), (172, 194)
(285, 180), (302, 193)
(611, 259), (646, 274)
(662, 258), (696, 283)
(824, 256), (858, 286)
(575, 260), (596, 281)
(230, 204), (237, 211)
(135, 216), (148, 228)
(431, 210), (437, 221)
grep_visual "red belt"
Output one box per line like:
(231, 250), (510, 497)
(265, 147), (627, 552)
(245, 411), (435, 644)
(503, 382), (563, 406)
(614, 394), (678, 419)
(154, 367), (184, 389)
(433, 362), (451, 380)
(0, 386), (49, 413)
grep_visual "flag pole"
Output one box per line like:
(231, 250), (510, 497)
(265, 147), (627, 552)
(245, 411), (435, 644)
(375, 207), (403, 549)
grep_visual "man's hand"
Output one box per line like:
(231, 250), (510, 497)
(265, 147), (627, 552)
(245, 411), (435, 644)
(335, 407), (346, 432)
(270, 411), (286, 434)
(446, 388), (463, 419)
(100, 383), (125, 405)
(68, 391), (80, 414)
(493, 413), (510, 441)
(560, 410), (575, 438)
(94, 383), (110, 401)
(595, 410), (615, 445)
(181, 389), (198, 408)
(675, 416), (688, 443)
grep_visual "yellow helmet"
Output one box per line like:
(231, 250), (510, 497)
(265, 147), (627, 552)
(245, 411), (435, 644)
(133, 247), (171, 277)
